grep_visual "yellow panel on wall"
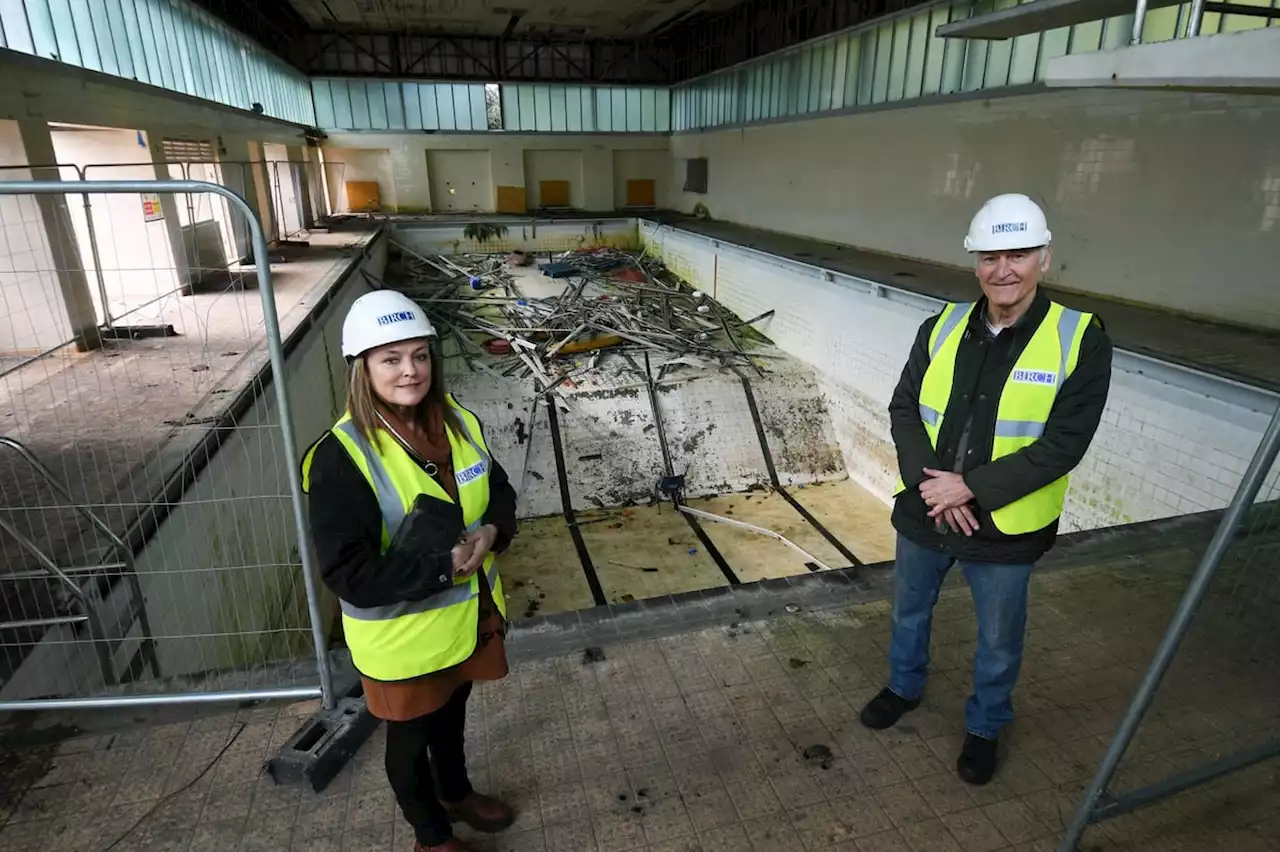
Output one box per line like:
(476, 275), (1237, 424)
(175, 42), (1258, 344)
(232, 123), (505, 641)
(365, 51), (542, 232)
(539, 180), (571, 208)
(495, 185), (527, 214)
(345, 181), (381, 212)
(625, 179), (656, 208)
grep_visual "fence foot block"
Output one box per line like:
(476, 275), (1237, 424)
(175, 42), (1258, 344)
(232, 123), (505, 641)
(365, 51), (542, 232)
(265, 681), (377, 793)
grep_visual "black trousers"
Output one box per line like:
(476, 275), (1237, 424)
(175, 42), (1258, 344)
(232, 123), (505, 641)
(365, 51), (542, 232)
(384, 683), (474, 846)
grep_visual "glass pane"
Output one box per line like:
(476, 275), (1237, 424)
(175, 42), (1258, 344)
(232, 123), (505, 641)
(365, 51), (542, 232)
(595, 88), (612, 130)
(402, 82), (422, 128)
(817, 41), (834, 111)
(24, 0), (60, 58)
(69, 0), (101, 71)
(640, 87), (655, 131)
(518, 86), (536, 130)
(470, 85), (485, 131)
(857, 32), (875, 104)
(534, 85), (550, 131)
(1140, 5), (1182, 42)
(872, 25), (892, 103)
(888, 16), (911, 101)
(1067, 18), (1104, 53)
(386, 81), (407, 129)
(313, 80), (335, 127)
(655, 88), (670, 132)
(48, 0), (82, 66)
(831, 38), (848, 109)
(613, 88), (626, 129)
(1008, 31), (1040, 85)
(567, 86), (585, 131)
(1100, 15), (1131, 49)
(452, 85), (472, 130)
(350, 79), (371, 128)
(905, 9), (930, 100)
(626, 88), (641, 131)
(436, 84), (456, 129)
(922, 5), (950, 96)
(843, 35), (861, 106)
(1036, 27), (1069, 78)
(0, 0), (34, 52)
(419, 84), (439, 130)
(333, 79), (354, 128)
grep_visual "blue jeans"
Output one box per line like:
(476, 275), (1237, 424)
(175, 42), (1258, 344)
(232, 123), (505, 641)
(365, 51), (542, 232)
(886, 534), (1033, 739)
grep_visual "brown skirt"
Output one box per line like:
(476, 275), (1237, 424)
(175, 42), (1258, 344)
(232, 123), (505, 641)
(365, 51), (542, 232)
(361, 573), (508, 722)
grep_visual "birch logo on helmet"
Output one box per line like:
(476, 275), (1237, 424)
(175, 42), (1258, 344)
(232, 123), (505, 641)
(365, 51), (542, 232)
(991, 222), (1028, 235)
(376, 310), (417, 326)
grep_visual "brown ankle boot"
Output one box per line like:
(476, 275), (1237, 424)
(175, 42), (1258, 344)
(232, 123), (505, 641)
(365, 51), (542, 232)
(413, 839), (476, 852)
(442, 791), (515, 833)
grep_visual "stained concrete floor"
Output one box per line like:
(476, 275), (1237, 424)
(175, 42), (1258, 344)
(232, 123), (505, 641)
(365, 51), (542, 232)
(2, 511), (1276, 852)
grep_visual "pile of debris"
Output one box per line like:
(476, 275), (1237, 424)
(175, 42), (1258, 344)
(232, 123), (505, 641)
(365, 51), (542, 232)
(381, 242), (776, 393)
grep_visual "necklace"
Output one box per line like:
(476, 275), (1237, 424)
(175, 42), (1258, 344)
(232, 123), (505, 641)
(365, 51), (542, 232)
(376, 411), (440, 476)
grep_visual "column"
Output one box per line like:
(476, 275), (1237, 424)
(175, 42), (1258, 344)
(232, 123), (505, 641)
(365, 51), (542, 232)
(15, 119), (102, 351)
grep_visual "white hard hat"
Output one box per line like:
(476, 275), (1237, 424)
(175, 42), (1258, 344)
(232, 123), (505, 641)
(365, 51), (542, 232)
(341, 290), (436, 360)
(964, 193), (1052, 252)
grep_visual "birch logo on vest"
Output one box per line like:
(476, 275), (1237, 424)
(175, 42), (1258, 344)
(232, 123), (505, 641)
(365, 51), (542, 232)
(456, 460), (487, 485)
(376, 310), (417, 326)
(1012, 368), (1057, 386)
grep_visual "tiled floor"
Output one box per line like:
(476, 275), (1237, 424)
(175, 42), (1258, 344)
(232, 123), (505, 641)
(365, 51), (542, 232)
(1, 553), (1276, 852)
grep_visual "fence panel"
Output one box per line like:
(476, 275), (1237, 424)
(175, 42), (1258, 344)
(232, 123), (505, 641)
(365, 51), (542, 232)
(1059, 404), (1280, 849)
(0, 179), (331, 710)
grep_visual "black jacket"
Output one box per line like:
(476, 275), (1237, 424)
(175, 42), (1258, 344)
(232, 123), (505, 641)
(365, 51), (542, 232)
(305, 422), (518, 609)
(890, 290), (1113, 564)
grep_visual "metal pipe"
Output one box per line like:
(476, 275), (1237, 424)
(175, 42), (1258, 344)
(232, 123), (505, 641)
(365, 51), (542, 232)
(1093, 739), (1280, 822)
(1130, 0), (1150, 43)
(0, 179), (336, 711)
(0, 686), (322, 712)
(1187, 0), (1207, 35)
(1057, 401), (1280, 852)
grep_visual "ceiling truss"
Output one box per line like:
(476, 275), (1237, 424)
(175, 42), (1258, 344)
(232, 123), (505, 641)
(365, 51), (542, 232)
(198, 0), (934, 85)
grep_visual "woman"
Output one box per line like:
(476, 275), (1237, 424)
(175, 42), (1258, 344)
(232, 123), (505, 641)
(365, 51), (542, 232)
(302, 289), (518, 852)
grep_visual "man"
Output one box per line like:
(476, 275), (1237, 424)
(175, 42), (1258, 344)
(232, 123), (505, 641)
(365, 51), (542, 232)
(859, 193), (1113, 785)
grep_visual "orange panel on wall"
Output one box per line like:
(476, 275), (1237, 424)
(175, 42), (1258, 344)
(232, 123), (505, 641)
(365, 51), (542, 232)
(495, 185), (527, 214)
(625, 179), (656, 208)
(539, 180), (571, 208)
(345, 181), (381, 212)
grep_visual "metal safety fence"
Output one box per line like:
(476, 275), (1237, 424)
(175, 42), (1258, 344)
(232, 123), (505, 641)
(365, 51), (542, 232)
(0, 180), (332, 712)
(1059, 402), (1280, 849)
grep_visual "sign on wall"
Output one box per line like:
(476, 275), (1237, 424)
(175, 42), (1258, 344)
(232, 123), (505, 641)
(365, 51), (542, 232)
(141, 193), (164, 222)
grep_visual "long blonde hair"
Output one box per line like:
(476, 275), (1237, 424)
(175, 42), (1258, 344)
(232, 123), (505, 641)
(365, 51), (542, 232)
(347, 343), (462, 448)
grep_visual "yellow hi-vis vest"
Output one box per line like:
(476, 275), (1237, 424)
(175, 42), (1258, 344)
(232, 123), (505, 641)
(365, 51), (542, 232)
(895, 300), (1092, 536)
(302, 394), (506, 681)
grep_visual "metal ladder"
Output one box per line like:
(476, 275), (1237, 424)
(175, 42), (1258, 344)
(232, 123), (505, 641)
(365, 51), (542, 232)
(0, 436), (160, 690)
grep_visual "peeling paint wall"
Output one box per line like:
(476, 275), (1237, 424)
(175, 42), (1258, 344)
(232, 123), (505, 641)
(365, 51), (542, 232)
(393, 219), (640, 255)
(641, 220), (1280, 532)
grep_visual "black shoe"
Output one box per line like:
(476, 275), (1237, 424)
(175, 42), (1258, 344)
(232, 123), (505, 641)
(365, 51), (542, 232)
(957, 733), (999, 785)
(859, 687), (921, 730)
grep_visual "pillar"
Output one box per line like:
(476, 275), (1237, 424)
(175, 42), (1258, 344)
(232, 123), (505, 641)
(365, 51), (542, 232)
(147, 132), (192, 291)
(15, 119), (102, 351)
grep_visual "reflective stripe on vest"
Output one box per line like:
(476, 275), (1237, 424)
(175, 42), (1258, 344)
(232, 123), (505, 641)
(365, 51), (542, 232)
(896, 300), (1091, 536)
